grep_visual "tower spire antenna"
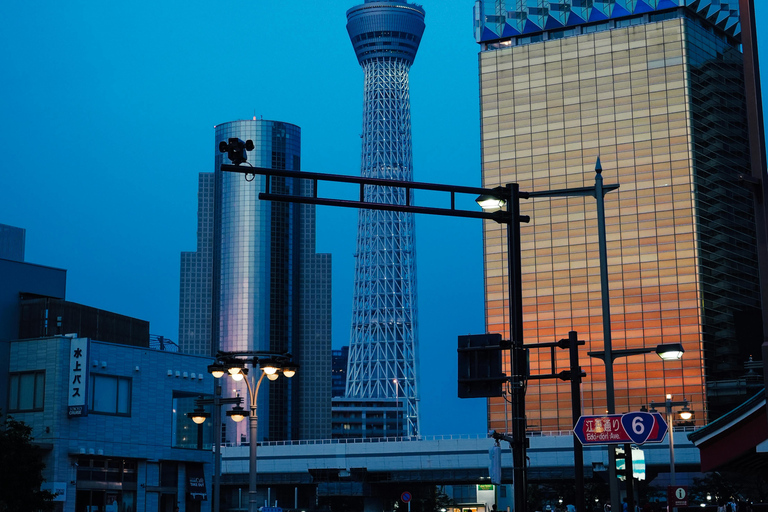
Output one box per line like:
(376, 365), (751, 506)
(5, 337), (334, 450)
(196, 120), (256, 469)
(344, 0), (426, 438)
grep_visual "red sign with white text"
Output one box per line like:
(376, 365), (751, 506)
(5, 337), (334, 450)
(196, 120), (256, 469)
(573, 412), (667, 445)
(574, 414), (628, 444)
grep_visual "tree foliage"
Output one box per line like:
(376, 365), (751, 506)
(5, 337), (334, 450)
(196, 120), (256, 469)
(0, 413), (55, 512)
(690, 472), (768, 506)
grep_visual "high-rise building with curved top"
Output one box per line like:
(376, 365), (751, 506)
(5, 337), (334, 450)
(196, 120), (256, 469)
(213, 120), (333, 443)
(344, 0), (425, 437)
(179, 119), (333, 444)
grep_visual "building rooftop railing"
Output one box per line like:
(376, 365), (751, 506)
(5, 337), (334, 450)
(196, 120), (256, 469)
(149, 334), (178, 352)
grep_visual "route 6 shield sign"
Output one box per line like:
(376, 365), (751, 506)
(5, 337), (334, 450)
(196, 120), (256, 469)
(621, 412), (654, 444)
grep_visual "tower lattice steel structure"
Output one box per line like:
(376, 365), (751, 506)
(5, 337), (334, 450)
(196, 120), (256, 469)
(345, 0), (425, 437)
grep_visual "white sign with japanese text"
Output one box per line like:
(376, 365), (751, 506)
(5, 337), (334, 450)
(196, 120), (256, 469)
(68, 337), (89, 417)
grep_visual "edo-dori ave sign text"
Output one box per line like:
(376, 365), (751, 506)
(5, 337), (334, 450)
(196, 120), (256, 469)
(574, 412), (668, 445)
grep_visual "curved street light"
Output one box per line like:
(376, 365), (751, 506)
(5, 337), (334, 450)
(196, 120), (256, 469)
(587, 342), (685, 362)
(201, 352), (297, 512)
(187, 405), (211, 425)
(227, 401), (247, 423)
(655, 343), (685, 361)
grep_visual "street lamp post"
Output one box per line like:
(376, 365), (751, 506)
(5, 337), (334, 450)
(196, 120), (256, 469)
(201, 352), (297, 512)
(187, 387), (243, 512)
(520, 331), (586, 512)
(588, 344), (685, 511)
(241, 366), (265, 512)
(393, 378), (400, 437)
(649, 395), (692, 512)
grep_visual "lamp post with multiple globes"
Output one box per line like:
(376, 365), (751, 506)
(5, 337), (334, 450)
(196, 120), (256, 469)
(193, 352), (297, 512)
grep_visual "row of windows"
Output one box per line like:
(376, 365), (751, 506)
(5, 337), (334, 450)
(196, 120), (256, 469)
(8, 371), (131, 416)
(352, 31), (420, 43)
(483, 61), (686, 88)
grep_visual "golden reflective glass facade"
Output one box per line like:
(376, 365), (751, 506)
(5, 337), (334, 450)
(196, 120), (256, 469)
(480, 16), (760, 432)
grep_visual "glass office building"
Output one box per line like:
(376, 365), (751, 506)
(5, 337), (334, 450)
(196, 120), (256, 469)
(215, 119), (332, 442)
(475, 2), (762, 431)
(214, 120), (303, 359)
(179, 119), (332, 442)
(179, 173), (215, 357)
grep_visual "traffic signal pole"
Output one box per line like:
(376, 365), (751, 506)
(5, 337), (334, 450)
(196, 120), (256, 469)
(506, 184), (528, 511)
(568, 331), (585, 512)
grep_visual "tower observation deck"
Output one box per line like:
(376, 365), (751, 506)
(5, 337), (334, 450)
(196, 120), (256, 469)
(345, 0), (425, 437)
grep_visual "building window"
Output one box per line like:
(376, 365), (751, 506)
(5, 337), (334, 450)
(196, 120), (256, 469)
(160, 462), (178, 487)
(76, 457), (138, 483)
(90, 374), (132, 415)
(172, 392), (213, 450)
(8, 371), (45, 412)
(452, 485), (477, 501)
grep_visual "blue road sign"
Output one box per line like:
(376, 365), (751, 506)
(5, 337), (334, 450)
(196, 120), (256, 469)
(621, 411), (655, 444)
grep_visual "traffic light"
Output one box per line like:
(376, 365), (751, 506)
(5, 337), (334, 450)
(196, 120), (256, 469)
(614, 445), (640, 482)
(219, 138), (254, 165)
(614, 445), (628, 481)
(457, 333), (507, 398)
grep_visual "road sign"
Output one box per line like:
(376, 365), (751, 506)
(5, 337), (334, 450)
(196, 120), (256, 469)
(574, 411), (668, 445)
(401, 492), (412, 503)
(667, 486), (688, 507)
(621, 411), (654, 444)
(644, 412), (668, 443)
(573, 414), (625, 444)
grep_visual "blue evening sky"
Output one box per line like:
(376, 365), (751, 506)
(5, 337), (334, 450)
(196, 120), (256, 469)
(1, 2), (766, 436)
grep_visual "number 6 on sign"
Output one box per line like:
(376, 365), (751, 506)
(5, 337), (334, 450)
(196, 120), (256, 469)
(621, 412), (654, 444)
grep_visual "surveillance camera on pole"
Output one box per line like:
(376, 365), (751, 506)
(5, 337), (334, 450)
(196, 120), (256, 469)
(219, 138), (254, 166)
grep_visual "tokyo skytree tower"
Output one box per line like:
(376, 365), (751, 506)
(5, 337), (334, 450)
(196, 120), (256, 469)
(345, 0), (425, 437)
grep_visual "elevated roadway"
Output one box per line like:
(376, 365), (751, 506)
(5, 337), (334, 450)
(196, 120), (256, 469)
(220, 429), (700, 487)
